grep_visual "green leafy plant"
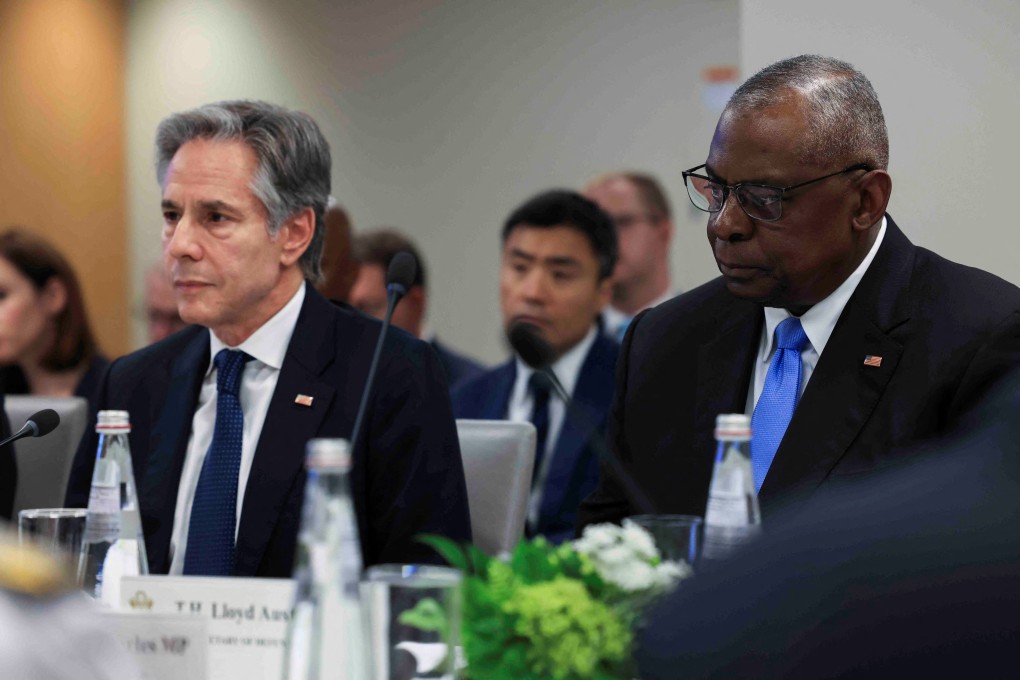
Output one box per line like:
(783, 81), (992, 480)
(411, 521), (691, 679)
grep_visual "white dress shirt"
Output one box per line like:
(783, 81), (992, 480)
(507, 326), (598, 525)
(168, 284), (306, 574)
(746, 217), (887, 414)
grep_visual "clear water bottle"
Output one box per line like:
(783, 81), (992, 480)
(78, 410), (149, 606)
(701, 413), (761, 563)
(283, 439), (366, 680)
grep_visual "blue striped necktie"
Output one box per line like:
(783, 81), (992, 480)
(183, 348), (251, 576)
(751, 317), (809, 493)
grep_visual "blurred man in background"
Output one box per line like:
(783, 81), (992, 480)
(584, 172), (675, 340)
(453, 190), (619, 543)
(316, 202), (359, 303)
(350, 228), (485, 389)
(144, 261), (186, 343)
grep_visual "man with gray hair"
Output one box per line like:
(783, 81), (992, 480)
(65, 100), (471, 576)
(578, 55), (1020, 529)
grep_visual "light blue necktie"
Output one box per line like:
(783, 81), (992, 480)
(751, 317), (809, 493)
(617, 317), (632, 343)
(184, 349), (251, 575)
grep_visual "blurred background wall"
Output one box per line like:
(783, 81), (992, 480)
(126, 0), (738, 361)
(0, 0), (128, 358)
(4, 0), (1020, 363)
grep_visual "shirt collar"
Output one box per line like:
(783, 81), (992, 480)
(761, 216), (888, 359)
(515, 324), (599, 396)
(207, 283), (306, 375)
(603, 288), (675, 328)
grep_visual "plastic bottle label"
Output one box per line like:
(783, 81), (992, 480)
(84, 485), (121, 542)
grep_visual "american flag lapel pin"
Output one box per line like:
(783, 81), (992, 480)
(294, 394), (314, 407)
(863, 355), (883, 367)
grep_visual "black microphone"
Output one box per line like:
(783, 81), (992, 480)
(349, 251), (419, 452)
(508, 322), (655, 515)
(0, 409), (61, 449)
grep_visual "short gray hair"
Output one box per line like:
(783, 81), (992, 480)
(727, 55), (889, 170)
(155, 100), (331, 282)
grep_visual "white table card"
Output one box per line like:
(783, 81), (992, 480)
(119, 575), (296, 680)
(104, 611), (208, 680)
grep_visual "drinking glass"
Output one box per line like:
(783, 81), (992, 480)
(17, 508), (88, 568)
(361, 564), (462, 679)
(629, 514), (703, 567)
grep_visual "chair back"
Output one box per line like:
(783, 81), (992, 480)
(6, 396), (89, 514)
(456, 419), (535, 556)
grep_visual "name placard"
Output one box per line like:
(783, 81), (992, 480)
(104, 611), (208, 680)
(119, 575), (295, 680)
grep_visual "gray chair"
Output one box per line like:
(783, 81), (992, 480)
(5, 396), (89, 514)
(455, 419), (535, 556)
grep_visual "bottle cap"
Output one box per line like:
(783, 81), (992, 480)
(714, 413), (751, 439)
(306, 438), (352, 471)
(96, 410), (131, 433)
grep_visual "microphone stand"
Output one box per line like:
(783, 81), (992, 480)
(531, 369), (656, 516)
(349, 282), (408, 455)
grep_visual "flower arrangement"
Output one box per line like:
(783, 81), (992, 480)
(412, 520), (691, 679)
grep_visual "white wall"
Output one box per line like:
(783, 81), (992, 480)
(740, 0), (1020, 284)
(126, 0), (739, 361)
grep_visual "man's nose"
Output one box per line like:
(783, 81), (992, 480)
(708, 190), (753, 243)
(165, 216), (202, 260)
(520, 269), (550, 302)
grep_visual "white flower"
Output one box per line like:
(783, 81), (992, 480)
(573, 522), (691, 593)
(620, 519), (659, 559)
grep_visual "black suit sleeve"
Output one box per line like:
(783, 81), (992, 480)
(575, 309), (650, 532)
(361, 337), (472, 565)
(946, 309), (1020, 426)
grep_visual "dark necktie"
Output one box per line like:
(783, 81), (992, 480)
(528, 372), (552, 487)
(751, 317), (809, 493)
(184, 348), (251, 576)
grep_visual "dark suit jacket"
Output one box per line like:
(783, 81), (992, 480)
(0, 391), (13, 520)
(637, 368), (1020, 679)
(452, 332), (619, 543)
(65, 284), (472, 577)
(578, 216), (1020, 527)
(430, 339), (485, 391)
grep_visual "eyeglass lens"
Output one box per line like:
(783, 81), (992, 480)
(686, 176), (784, 221)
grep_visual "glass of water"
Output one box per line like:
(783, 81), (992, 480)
(361, 564), (463, 679)
(18, 508), (88, 568)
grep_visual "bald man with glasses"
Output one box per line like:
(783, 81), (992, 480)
(578, 55), (1020, 531)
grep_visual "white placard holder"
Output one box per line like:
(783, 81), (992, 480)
(119, 575), (295, 680)
(104, 610), (208, 680)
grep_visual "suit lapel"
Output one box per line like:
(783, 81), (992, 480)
(760, 217), (915, 502)
(139, 329), (209, 573)
(694, 299), (762, 466)
(480, 361), (516, 420)
(537, 335), (616, 523)
(234, 286), (338, 576)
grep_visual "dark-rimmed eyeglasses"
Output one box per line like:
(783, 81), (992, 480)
(682, 163), (872, 222)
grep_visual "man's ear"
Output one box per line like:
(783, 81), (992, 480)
(853, 169), (892, 232)
(278, 207), (316, 266)
(41, 276), (68, 316)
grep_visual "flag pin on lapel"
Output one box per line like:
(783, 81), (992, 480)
(863, 355), (883, 367)
(294, 394), (314, 407)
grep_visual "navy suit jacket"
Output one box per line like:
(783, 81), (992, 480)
(578, 216), (1020, 528)
(452, 332), (619, 543)
(65, 284), (472, 577)
(430, 339), (485, 390)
